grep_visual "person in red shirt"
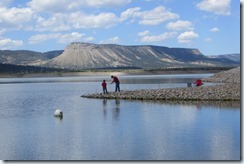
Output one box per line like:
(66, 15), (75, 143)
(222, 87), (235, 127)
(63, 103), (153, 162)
(102, 80), (108, 94)
(194, 79), (204, 87)
(111, 75), (120, 92)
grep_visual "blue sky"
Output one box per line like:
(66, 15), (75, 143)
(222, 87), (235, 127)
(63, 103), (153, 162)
(0, 0), (240, 55)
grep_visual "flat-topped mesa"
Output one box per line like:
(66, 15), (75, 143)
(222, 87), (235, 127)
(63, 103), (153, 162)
(46, 42), (236, 70)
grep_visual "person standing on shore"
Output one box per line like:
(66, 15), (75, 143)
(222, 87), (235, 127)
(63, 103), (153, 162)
(102, 80), (108, 94)
(111, 75), (120, 92)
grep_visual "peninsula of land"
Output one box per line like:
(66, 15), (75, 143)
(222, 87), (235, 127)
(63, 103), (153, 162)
(81, 67), (240, 101)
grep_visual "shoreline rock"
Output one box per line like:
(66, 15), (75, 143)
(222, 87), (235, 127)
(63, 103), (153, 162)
(81, 67), (240, 101)
(81, 84), (240, 101)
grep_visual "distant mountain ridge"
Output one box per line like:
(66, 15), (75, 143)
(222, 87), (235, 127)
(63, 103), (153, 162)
(0, 43), (240, 70)
(0, 50), (63, 65)
(43, 50), (64, 59)
(209, 54), (240, 63)
(44, 42), (239, 70)
(0, 50), (45, 65)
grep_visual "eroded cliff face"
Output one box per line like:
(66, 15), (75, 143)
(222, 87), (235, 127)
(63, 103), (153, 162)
(45, 42), (227, 70)
(0, 42), (238, 70)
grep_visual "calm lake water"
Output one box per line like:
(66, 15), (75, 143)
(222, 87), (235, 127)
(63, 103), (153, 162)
(0, 74), (240, 160)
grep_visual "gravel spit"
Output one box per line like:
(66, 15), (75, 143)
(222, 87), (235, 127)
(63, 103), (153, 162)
(81, 67), (240, 101)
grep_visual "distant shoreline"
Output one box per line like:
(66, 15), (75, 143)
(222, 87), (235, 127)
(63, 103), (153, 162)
(0, 68), (230, 78)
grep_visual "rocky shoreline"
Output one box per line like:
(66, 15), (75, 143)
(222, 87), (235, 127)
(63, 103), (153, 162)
(81, 67), (240, 101)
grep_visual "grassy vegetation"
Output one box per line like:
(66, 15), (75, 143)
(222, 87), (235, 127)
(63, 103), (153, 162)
(0, 63), (69, 74)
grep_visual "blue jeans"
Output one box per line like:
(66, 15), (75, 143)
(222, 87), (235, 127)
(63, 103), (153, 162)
(115, 82), (120, 92)
(103, 88), (108, 94)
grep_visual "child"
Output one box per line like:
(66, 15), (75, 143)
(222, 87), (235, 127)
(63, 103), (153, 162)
(102, 80), (108, 94)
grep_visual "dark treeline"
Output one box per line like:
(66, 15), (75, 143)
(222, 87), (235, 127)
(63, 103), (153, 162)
(82, 66), (237, 72)
(0, 63), (237, 74)
(84, 66), (142, 71)
(0, 63), (68, 74)
(144, 66), (237, 72)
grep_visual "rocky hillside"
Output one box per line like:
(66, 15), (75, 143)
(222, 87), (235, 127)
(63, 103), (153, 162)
(0, 50), (46, 65)
(209, 54), (240, 63)
(0, 50), (63, 65)
(45, 42), (238, 70)
(0, 43), (239, 70)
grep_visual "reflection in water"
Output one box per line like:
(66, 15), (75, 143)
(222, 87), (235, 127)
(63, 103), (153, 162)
(127, 100), (240, 111)
(112, 99), (120, 121)
(54, 116), (63, 123)
(102, 99), (107, 119)
(102, 99), (121, 121)
(0, 75), (240, 160)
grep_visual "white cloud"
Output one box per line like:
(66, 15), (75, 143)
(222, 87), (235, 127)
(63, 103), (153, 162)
(140, 32), (177, 42)
(166, 20), (194, 31)
(138, 30), (150, 37)
(120, 6), (179, 25)
(84, 0), (131, 8)
(139, 6), (179, 25)
(28, 33), (60, 44)
(28, 0), (131, 13)
(35, 12), (119, 32)
(0, 4), (179, 34)
(210, 27), (220, 32)
(178, 31), (199, 43)
(58, 32), (86, 44)
(29, 32), (93, 44)
(100, 36), (120, 44)
(0, 3), (179, 34)
(0, 6), (33, 28)
(120, 7), (141, 22)
(28, 0), (76, 13)
(196, 0), (231, 16)
(0, 38), (23, 49)
(71, 12), (118, 29)
(35, 14), (71, 32)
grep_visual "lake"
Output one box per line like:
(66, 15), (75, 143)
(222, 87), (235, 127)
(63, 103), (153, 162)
(0, 74), (240, 160)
